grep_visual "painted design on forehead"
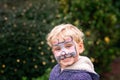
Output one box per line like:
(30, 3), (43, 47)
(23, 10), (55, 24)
(52, 36), (73, 46)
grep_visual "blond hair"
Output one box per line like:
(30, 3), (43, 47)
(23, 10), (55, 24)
(47, 24), (84, 47)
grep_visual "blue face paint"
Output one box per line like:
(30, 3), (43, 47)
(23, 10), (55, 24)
(52, 36), (77, 62)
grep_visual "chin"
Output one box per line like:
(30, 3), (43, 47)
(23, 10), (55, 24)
(60, 57), (75, 68)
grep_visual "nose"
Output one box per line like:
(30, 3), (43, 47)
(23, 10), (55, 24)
(61, 51), (66, 55)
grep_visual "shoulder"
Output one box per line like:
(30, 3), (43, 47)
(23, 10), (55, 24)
(49, 64), (60, 80)
(72, 71), (92, 80)
(50, 64), (60, 73)
(64, 70), (99, 80)
(79, 56), (92, 62)
(79, 56), (93, 68)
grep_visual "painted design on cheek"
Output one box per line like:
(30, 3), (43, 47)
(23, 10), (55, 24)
(52, 36), (77, 62)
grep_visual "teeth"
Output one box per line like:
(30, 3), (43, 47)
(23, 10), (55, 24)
(56, 52), (76, 61)
(65, 54), (71, 58)
(60, 54), (71, 60)
(60, 56), (65, 60)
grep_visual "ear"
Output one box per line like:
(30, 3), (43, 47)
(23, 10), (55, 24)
(78, 42), (84, 54)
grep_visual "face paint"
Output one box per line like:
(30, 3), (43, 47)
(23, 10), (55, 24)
(52, 36), (77, 62)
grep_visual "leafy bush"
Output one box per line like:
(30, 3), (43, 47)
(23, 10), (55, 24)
(22, 68), (51, 80)
(0, 0), (57, 79)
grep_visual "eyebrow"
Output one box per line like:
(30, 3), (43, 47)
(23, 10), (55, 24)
(52, 42), (64, 47)
(52, 41), (73, 47)
(52, 36), (73, 46)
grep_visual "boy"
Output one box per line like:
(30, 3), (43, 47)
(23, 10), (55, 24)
(47, 24), (99, 80)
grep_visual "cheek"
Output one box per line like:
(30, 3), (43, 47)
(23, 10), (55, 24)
(69, 46), (76, 52)
(76, 44), (80, 53)
(52, 51), (61, 57)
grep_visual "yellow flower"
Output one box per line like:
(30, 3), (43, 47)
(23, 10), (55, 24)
(41, 41), (44, 45)
(17, 59), (20, 63)
(51, 59), (55, 63)
(34, 65), (38, 69)
(90, 57), (95, 62)
(104, 36), (110, 44)
(2, 64), (6, 68)
(42, 61), (46, 65)
(28, 47), (32, 50)
(74, 19), (80, 26)
(85, 31), (91, 37)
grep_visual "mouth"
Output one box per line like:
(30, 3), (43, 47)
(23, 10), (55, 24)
(61, 57), (72, 63)
(60, 54), (71, 60)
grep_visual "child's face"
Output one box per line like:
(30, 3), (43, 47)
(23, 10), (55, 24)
(51, 36), (82, 68)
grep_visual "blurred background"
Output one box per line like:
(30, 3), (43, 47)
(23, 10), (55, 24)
(0, 0), (120, 80)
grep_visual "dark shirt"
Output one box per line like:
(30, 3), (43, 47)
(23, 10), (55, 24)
(49, 64), (99, 80)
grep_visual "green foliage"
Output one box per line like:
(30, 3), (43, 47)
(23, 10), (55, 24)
(57, 0), (120, 75)
(0, 0), (57, 80)
(22, 68), (51, 80)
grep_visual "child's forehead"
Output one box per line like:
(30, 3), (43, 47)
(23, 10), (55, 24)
(52, 36), (73, 45)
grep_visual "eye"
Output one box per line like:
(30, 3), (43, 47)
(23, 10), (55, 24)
(65, 44), (73, 48)
(52, 47), (61, 52)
